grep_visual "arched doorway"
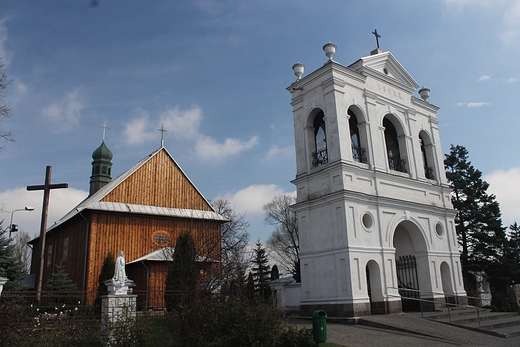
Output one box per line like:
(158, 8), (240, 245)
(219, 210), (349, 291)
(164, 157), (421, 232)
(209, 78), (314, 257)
(366, 260), (384, 314)
(440, 262), (455, 305)
(392, 221), (428, 311)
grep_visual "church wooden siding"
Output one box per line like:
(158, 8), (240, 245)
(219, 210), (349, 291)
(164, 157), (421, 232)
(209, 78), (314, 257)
(30, 217), (90, 303)
(85, 211), (221, 305)
(102, 150), (213, 211)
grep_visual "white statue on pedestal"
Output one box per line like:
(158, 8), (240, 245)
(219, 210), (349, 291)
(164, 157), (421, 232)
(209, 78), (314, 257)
(104, 250), (133, 295)
(113, 251), (127, 283)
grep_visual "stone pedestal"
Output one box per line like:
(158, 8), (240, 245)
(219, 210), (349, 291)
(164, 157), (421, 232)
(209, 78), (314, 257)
(508, 284), (520, 310)
(101, 279), (136, 346)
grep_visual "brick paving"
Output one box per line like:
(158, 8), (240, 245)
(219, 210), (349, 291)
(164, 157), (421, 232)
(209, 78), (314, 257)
(292, 313), (520, 347)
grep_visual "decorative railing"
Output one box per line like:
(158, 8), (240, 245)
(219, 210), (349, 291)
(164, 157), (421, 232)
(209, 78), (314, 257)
(312, 148), (328, 167)
(352, 145), (368, 163)
(389, 157), (407, 173)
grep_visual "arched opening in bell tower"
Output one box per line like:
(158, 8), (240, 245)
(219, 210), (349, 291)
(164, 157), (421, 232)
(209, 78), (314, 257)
(311, 110), (327, 167)
(419, 130), (435, 180)
(440, 261), (455, 305)
(392, 220), (429, 311)
(348, 107), (368, 164)
(366, 260), (384, 314)
(383, 116), (407, 173)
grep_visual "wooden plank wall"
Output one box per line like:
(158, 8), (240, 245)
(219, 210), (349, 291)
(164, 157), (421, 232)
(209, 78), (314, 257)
(102, 149), (213, 211)
(86, 211), (221, 305)
(30, 218), (88, 295)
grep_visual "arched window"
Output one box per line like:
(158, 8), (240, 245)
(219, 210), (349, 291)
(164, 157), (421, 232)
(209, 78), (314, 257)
(348, 109), (367, 163)
(312, 111), (327, 167)
(383, 117), (406, 173)
(102, 166), (107, 174)
(95, 166), (100, 174)
(419, 132), (435, 179)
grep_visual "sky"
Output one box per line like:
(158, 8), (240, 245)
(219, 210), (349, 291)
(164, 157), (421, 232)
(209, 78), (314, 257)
(0, 0), (520, 246)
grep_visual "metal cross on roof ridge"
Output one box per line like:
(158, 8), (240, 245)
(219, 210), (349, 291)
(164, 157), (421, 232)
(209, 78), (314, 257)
(372, 29), (381, 49)
(158, 123), (167, 147)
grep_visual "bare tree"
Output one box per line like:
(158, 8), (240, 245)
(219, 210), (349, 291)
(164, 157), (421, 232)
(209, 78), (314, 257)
(13, 230), (32, 274)
(0, 59), (14, 152)
(263, 194), (300, 280)
(211, 199), (250, 293)
(161, 200), (250, 299)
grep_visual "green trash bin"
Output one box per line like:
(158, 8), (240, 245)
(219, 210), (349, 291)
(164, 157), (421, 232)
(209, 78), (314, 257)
(312, 310), (327, 344)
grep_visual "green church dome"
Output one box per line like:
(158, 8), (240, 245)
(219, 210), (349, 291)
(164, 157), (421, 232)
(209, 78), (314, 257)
(92, 141), (113, 161)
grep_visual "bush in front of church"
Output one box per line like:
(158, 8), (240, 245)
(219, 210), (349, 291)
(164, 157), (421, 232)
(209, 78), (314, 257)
(167, 296), (315, 347)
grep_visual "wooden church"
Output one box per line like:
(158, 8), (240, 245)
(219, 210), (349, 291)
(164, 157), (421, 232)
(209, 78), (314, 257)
(29, 141), (226, 308)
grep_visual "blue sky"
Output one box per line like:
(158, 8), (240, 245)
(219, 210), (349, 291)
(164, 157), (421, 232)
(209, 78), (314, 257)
(1, 0), (520, 244)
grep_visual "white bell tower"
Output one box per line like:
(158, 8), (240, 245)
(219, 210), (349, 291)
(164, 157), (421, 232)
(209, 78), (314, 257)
(288, 42), (467, 317)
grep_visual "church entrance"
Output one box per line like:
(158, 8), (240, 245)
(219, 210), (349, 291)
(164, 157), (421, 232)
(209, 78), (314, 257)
(392, 221), (428, 312)
(395, 255), (420, 311)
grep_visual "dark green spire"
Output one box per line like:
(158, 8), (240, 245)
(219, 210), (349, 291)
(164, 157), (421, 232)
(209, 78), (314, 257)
(89, 141), (113, 196)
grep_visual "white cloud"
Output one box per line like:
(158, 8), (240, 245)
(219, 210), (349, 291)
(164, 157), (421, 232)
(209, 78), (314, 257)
(507, 78), (518, 83)
(0, 187), (87, 239)
(160, 106), (202, 140)
(263, 145), (294, 162)
(478, 75), (491, 82)
(195, 135), (258, 162)
(216, 184), (292, 215)
(485, 168), (520, 228)
(124, 105), (259, 162)
(123, 109), (157, 145)
(457, 102), (491, 108)
(467, 102), (491, 108)
(41, 89), (84, 131)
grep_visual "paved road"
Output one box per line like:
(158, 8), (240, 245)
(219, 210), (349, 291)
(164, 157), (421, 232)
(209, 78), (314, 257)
(292, 314), (520, 347)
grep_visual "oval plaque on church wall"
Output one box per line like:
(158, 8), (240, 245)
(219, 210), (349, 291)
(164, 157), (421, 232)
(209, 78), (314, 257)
(152, 230), (171, 246)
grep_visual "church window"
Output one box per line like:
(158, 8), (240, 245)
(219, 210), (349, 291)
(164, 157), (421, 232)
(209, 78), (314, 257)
(383, 117), (406, 173)
(362, 212), (374, 230)
(62, 237), (69, 262)
(435, 222), (444, 238)
(95, 166), (100, 174)
(348, 109), (367, 163)
(152, 230), (171, 246)
(108, 168), (111, 176)
(419, 132), (435, 180)
(312, 111), (327, 167)
(102, 166), (107, 174)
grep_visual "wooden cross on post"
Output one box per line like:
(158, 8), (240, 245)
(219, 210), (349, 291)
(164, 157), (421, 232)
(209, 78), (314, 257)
(27, 166), (68, 304)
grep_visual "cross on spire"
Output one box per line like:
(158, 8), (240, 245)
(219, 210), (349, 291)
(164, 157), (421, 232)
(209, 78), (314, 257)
(158, 124), (167, 147)
(372, 29), (381, 49)
(99, 122), (110, 142)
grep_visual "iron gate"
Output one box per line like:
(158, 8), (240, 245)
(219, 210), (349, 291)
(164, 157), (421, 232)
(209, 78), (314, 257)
(396, 255), (420, 311)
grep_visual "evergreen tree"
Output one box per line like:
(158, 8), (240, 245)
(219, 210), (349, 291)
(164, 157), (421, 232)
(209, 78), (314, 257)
(444, 145), (507, 289)
(98, 252), (115, 296)
(45, 264), (78, 305)
(503, 222), (520, 285)
(251, 240), (271, 300)
(0, 224), (26, 292)
(165, 232), (198, 310)
(245, 271), (255, 299)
